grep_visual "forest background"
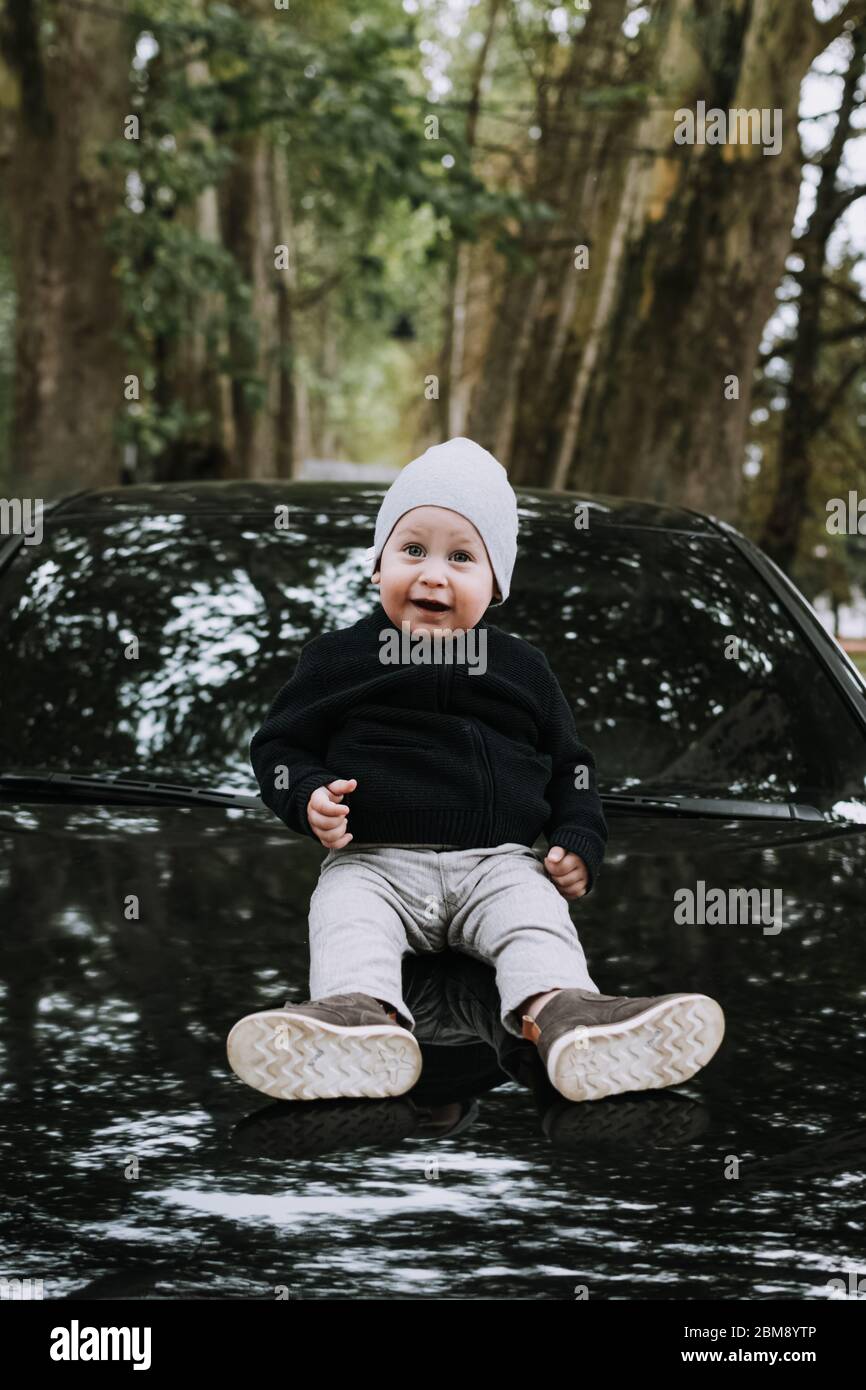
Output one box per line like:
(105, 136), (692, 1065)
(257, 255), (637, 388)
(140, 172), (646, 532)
(1, 0), (865, 639)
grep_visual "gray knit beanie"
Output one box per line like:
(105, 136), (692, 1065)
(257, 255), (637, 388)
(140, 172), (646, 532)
(369, 437), (519, 606)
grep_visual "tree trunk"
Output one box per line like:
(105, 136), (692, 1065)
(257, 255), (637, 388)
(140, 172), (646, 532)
(572, 0), (819, 517)
(219, 131), (277, 478)
(467, 0), (860, 519)
(269, 141), (296, 479)
(318, 307), (339, 459)
(759, 22), (866, 571)
(467, 0), (633, 474)
(153, 54), (233, 482)
(0, 0), (134, 494)
(439, 0), (504, 438)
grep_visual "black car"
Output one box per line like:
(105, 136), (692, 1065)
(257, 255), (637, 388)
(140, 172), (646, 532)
(2, 480), (865, 1301)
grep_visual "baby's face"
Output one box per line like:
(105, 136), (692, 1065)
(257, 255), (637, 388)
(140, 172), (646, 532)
(372, 505), (498, 634)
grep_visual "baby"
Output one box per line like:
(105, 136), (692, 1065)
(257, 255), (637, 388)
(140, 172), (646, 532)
(228, 437), (724, 1104)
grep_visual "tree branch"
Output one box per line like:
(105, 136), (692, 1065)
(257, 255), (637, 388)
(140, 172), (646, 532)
(294, 268), (345, 310)
(811, 0), (866, 59)
(830, 180), (866, 218)
(813, 357), (865, 433)
(759, 319), (866, 361)
(825, 278), (866, 310)
(820, 320), (866, 344)
(0, 0), (51, 134)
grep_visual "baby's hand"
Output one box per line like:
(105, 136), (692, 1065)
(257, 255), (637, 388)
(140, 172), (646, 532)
(306, 778), (357, 848)
(543, 847), (588, 899)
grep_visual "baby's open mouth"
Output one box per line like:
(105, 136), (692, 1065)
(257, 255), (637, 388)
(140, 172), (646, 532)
(412, 599), (451, 612)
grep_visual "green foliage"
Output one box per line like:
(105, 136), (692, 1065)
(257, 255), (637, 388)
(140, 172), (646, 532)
(1, 0), (862, 525)
(86, 0), (538, 468)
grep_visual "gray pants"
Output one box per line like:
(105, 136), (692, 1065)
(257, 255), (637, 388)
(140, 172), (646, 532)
(308, 842), (599, 1039)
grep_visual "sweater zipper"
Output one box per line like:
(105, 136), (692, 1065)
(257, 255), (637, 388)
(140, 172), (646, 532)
(439, 657), (493, 840)
(467, 722), (494, 843)
(438, 656), (453, 710)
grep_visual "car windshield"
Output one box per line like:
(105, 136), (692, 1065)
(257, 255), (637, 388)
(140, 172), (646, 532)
(1, 503), (865, 818)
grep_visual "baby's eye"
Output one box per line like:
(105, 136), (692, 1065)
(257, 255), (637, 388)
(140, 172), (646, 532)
(402, 544), (472, 562)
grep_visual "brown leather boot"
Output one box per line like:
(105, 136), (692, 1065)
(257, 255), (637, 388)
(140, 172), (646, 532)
(227, 992), (422, 1102)
(521, 988), (725, 1103)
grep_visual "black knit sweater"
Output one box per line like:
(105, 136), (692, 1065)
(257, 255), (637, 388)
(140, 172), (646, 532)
(250, 601), (608, 892)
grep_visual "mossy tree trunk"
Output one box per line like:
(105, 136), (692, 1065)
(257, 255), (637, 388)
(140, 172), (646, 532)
(467, 0), (863, 519)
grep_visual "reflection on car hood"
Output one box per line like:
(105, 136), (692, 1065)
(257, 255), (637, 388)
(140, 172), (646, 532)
(2, 800), (866, 1300)
(2, 799), (863, 929)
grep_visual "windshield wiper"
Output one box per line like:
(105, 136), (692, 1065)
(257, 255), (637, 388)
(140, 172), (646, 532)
(0, 772), (835, 823)
(601, 793), (828, 821)
(0, 771), (263, 810)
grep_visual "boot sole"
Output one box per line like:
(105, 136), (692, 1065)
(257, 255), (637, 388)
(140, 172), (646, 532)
(545, 994), (725, 1103)
(226, 1009), (423, 1102)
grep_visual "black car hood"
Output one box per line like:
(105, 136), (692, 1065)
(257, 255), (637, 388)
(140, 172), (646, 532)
(2, 799), (865, 1300)
(2, 797), (862, 940)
